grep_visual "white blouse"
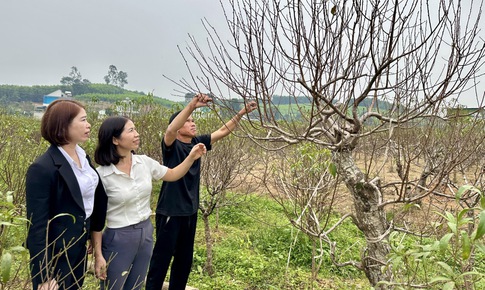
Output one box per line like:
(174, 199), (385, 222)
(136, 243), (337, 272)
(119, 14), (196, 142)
(58, 145), (98, 218)
(96, 154), (168, 228)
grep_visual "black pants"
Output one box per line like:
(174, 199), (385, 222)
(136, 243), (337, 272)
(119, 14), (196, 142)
(145, 213), (197, 290)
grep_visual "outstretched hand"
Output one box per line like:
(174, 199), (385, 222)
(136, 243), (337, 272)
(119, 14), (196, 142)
(242, 100), (258, 114)
(192, 93), (213, 108)
(189, 143), (207, 160)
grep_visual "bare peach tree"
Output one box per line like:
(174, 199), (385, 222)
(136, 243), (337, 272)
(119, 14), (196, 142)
(262, 143), (340, 283)
(177, 0), (485, 287)
(198, 112), (259, 276)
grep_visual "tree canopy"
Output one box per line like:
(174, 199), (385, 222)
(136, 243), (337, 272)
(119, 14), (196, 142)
(104, 65), (128, 88)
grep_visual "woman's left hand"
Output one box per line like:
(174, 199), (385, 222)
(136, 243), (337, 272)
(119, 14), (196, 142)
(94, 255), (107, 280)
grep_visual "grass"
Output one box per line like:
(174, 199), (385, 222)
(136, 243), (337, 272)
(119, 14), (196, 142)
(71, 191), (370, 290)
(2, 189), (367, 290)
(182, 192), (369, 289)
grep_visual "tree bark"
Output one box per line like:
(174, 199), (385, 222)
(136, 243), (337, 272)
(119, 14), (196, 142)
(202, 213), (214, 276)
(333, 150), (391, 288)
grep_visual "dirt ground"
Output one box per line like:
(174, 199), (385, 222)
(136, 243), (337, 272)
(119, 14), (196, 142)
(245, 150), (484, 236)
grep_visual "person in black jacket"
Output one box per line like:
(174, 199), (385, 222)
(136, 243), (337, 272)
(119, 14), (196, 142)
(25, 99), (107, 290)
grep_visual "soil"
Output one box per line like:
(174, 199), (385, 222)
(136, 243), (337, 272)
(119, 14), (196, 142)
(248, 151), (481, 236)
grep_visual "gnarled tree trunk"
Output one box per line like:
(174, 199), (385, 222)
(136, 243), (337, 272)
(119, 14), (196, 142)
(333, 150), (391, 287)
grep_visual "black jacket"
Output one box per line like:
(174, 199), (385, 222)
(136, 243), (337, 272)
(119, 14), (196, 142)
(25, 145), (107, 288)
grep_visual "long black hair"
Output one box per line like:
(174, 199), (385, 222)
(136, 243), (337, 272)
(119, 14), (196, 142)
(94, 116), (130, 166)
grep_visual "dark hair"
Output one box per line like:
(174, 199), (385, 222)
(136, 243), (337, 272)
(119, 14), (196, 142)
(94, 116), (130, 166)
(41, 99), (85, 146)
(169, 110), (182, 125)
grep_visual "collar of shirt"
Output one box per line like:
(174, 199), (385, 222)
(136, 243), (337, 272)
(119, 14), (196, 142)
(57, 145), (98, 218)
(58, 145), (89, 170)
(100, 154), (142, 177)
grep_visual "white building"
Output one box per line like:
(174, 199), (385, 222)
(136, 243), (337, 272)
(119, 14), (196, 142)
(33, 90), (71, 119)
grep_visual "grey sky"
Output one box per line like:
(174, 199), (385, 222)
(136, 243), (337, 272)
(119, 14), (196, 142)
(0, 1), (483, 107)
(0, 0), (228, 102)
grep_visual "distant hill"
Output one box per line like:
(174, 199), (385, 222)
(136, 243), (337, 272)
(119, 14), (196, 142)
(271, 95), (394, 111)
(1, 85), (394, 120)
(0, 83), (177, 107)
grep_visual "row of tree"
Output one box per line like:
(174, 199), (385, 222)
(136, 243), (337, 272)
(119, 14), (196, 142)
(0, 84), (140, 105)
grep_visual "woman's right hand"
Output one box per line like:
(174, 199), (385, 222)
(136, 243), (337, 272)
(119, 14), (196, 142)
(38, 279), (58, 290)
(189, 143), (207, 160)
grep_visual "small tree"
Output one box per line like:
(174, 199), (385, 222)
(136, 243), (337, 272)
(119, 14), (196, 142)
(198, 111), (259, 275)
(104, 65), (128, 88)
(60, 66), (90, 86)
(265, 142), (339, 284)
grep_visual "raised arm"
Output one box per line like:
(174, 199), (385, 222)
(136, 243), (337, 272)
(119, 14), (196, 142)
(164, 94), (212, 147)
(162, 143), (207, 181)
(210, 100), (257, 145)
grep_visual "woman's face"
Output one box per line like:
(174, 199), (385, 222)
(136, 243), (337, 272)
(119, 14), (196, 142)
(67, 108), (91, 145)
(113, 120), (140, 152)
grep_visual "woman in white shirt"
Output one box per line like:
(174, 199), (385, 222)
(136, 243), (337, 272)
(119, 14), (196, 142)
(92, 116), (206, 290)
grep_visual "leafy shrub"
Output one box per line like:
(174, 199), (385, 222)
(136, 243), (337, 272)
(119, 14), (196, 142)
(0, 191), (29, 289)
(0, 114), (46, 205)
(383, 185), (485, 289)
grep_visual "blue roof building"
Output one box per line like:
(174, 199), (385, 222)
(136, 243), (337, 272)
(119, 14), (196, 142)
(43, 90), (71, 106)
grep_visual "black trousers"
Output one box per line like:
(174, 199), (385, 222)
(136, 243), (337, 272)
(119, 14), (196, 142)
(145, 213), (197, 290)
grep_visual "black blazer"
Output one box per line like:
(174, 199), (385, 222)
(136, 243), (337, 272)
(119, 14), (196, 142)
(25, 145), (107, 287)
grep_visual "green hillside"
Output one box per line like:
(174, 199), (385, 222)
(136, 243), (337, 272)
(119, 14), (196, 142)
(0, 84), (178, 114)
(1, 85), (394, 120)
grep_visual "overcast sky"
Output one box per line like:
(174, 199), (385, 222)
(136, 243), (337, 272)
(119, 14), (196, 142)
(0, 1), (483, 106)
(0, 0), (229, 102)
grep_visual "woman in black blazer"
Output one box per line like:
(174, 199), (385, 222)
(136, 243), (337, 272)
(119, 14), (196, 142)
(26, 99), (107, 290)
